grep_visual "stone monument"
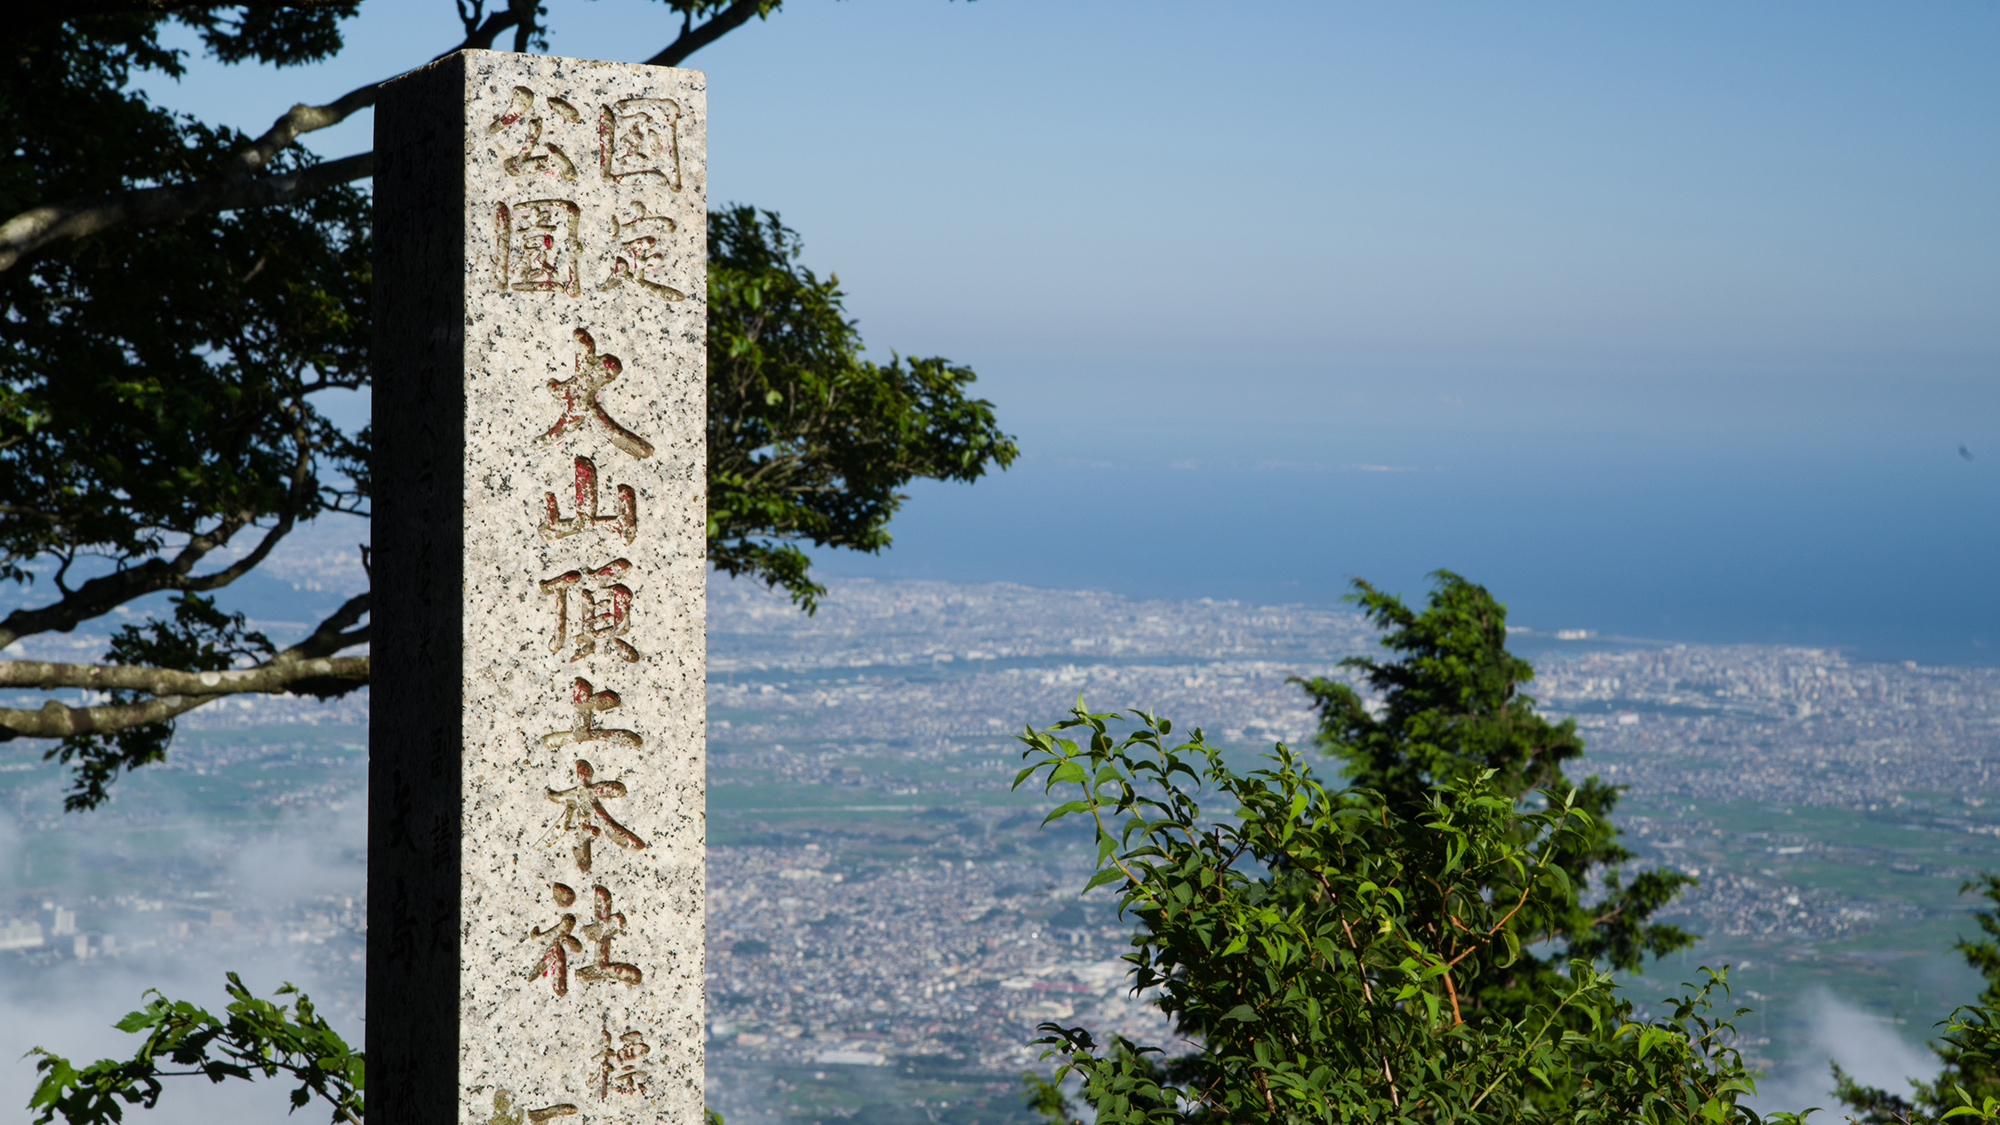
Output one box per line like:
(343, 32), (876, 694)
(370, 50), (706, 1124)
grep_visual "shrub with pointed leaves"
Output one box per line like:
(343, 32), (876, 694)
(27, 974), (362, 1125)
(1014, 703), (1781, 1123)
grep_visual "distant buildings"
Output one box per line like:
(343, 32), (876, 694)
(0, 918), (41, 950)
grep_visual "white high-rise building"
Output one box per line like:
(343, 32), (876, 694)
(51, 907), (75, 936)
(0, 918), (43, 951)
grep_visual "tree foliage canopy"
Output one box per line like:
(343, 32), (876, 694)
(1012, 575), (1768, 1123)
(15, 7), (1010, 1118)
(1015, 705), (1762, 1124)
(27, 973), (362, 1125)
(1295, 573), (1696, 1020)
(1833, 875), (2000, 1124)
(707, 206), (1015, 610)
(0, 3), (1013, 808)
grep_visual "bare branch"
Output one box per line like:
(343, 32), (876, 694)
(281, 591), (370, 660)
(646, 0), (768, 67)
(0, 653), (369, 740)
(0, 655), (367, 701)
(0, 511), (277, 647)
(223, 81), (384, 181)
(0, 586), (370, 740)
(457, 4), (527, 51)
(0, 151), (374, 274)
(183, 511), (296, 593)
(0, 692), (221, 740)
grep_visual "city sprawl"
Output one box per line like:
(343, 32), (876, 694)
(2, 574), (1998, 1122)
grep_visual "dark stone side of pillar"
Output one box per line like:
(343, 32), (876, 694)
(369, 50), (469, 1125)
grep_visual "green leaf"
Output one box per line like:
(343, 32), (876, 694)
(1049, 761), (1088, 786)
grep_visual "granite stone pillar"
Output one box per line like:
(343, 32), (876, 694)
(371, 48), (706, 1124)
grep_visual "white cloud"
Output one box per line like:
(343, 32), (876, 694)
(1746, 988), (1939, 1118)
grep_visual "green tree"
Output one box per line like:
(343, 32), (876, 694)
(1, 2), (1012, 802)
(10, 3), (1009, 1121)
(1293, 572), (1696, 1022)
(707, 205), (1016, 611)
(1013, 702), (1767, 1124)
(27, 975), (362, 1125)
(1013, 573), (1747, 1121)
(1833, 875), (2000, 1124)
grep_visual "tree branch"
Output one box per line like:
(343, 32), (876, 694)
(0, 655), (367, 703)
(182, 510), (297, 594)
(0, 691), (222, 740)
(645, 0), (768, 67)
(0, 591), (371, 740)
(4, 0), (763, 271)
(0, 512), (282, 647)
(0, 0), (531, 275)
(281, 591), (370, 660)
(455, 3), (527, 50)
(0, 151), (374, 274)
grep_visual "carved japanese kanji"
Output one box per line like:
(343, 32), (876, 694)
(542, 758), (648, 874)
(495, 199), (582, 295)
(374, 52), (704, 1123)
(539, 558), (639, 663)
(488, 1090), (580, 1124)
(490, 86), (581, 180)
(597, 97), (682, 189)
(523, 882), (582, 997)
(540, 677), (643, 750)
(534, 328), (656, 460)
(598, 200), (685, 300)
(540, 456), (637, 544)
(576, 884), (643, 987)
(593, 1027), (654, 1099)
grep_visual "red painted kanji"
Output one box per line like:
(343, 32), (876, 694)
(534, 328), (655, 460)
(543, 758), (648, 875)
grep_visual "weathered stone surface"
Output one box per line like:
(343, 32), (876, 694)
(371, 49), (706, 1124)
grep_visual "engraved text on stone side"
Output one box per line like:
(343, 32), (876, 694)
(575, 884), (643, 986)
(539, 558), (640, 663)
(534, 328), (656, 460)
(489, 87), (688, 300)
(541, 758), (648, 875)
(540, 677), (643, 750)
(594, 1027), (654, 1099)
(598, 200), (685, 300)
(522, 882), (643, 995)
(495, 199), (582, 296)
(598, 97), (682, 190)
(489, 86), (581, 180)
(540, 456), (637, 544)
(488, 1089), (579, 1124)
(523, 882), (582, 996)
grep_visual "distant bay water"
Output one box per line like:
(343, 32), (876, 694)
(0, 374), (1989, 669)
(801, 390), (1999, 669)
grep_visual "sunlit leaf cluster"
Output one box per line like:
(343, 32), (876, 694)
(1016, 701), (1767, 1123)
(27, 973), (363, 1125)
(706, 206), (1017, 610)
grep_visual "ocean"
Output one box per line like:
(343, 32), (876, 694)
(803, 397), (2000, 668)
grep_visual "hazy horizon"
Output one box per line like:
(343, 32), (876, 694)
(109, 0), (1996, 666)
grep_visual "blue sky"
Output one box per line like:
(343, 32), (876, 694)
(139, 1), (2000, 662)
